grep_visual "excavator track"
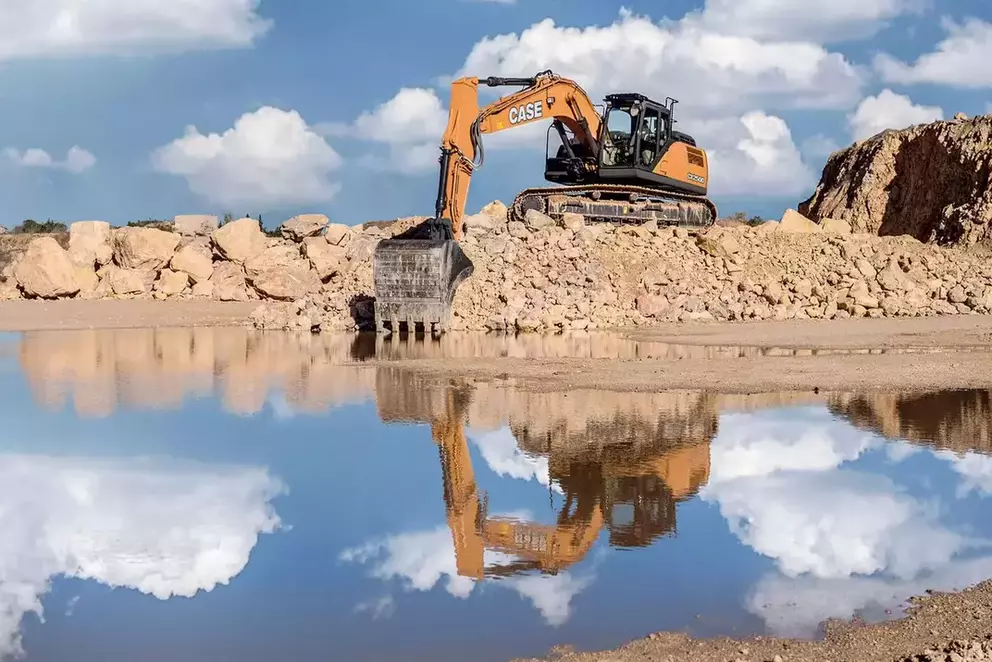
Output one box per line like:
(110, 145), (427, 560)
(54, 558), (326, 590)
(510, 184), (718, 228)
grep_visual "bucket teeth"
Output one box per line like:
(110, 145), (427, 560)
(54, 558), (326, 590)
(373, 238), (474, 334)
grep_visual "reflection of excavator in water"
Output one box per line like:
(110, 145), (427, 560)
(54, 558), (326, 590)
(372, 70), (718, 333)
(376, 375), (712, 579)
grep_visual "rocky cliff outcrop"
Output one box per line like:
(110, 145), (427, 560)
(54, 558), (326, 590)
(799, 114), (992, 247)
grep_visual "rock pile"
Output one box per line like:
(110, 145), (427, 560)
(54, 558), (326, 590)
(799, 113), (992, 247)
(267, 202), (992, 332)
(0, 214), (378, 319)
(5, 199), (992, 334)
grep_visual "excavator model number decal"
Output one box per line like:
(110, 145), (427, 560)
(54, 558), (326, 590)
(509, 101), (544, 125)
(687, 173), (705, 184)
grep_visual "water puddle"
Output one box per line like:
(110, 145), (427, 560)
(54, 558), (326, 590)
(1, 327), (991, 662)
(351, 330), (985, 362)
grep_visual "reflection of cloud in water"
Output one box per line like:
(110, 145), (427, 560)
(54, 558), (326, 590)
(353, 595), (396, 621)
(703, 407), (992, 638)
(467, 427), (564, 494)
(934, 450), (992, 498)
(339, 519), (593, 627)
(705, 407), (879, 483)
(749, 555), (992, 638)
(0, 455), (284, 659)
(708, 470), (963, 580)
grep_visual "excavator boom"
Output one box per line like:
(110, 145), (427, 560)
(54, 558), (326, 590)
(372, 70), (716, 333)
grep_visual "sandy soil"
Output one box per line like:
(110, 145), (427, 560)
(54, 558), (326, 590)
(0, 300), (257, 331)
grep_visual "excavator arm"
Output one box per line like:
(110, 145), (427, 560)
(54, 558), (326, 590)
(430, 386), (605, 580)
(433, 71), (604, 240)
(372, 71), (605, 333)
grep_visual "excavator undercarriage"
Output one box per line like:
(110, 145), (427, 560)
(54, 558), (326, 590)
(511, 184), (717, 227)
(372, 71), (718, 334)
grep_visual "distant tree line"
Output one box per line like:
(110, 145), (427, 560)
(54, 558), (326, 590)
(11, 219), (68, 234)
(6, 212), (271, 235)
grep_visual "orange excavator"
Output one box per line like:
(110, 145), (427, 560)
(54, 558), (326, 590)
(372, 70), (718, 333)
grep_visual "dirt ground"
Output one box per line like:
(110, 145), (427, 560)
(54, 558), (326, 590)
(0, 299), (257, 331)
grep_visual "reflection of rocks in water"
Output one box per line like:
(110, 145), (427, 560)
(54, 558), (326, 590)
(362, 331), (868, 362)
(829, 391), (992, 454)
(18, 328), (375, 417)
(373, 368), (458, 425)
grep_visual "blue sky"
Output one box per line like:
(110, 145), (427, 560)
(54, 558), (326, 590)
(1, 0), (990, 229)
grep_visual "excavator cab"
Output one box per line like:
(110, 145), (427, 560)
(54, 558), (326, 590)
(598, 94), (672, 176)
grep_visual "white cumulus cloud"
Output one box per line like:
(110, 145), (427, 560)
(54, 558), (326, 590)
(0, 0), (270, 60)
(848, 89), (944, 141)
(151, 106), (344, 208)
(876, 18), (992, 88)
(705, 112), (816, 196)
(321, 87), (451, 175)
(454, 10), (863, 115)
(3, 146), (96, 173)
(694, 0), (925, 43)
(0, 453), (284, 659)
(339, 8), (856, 191)
(801, 134), (843, 159)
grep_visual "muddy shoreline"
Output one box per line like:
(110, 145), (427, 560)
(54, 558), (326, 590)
(4, 301), (992, 392)
(513, 580), (992, 662)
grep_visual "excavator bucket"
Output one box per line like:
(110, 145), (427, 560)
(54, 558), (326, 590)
(372, 237), (474, 334)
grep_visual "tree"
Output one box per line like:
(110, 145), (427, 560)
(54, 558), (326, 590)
(12, 219), (68, 234)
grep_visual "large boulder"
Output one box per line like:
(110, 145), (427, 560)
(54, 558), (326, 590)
(777, 209), (822, 234)
(113, 227), (180, 270)
(174, 214), (219, 237)
(304, 238), (347, 280)
(155, 269), (190, 296)
(105, 266), (148, 295)
(170, 245), (214, 283)
(245, 245), (309, 280)
(212, 217), (266, 265)
(74, 265), (100, 298)
(252, 267), (320, 301)
(281, 214), (328, 242)
(68, 221), (112, 268)
(210, 262), (250, 302)
(799, 114), (992, 247)
(14, 237), (80, 298)
(325, 223), (353, 246)
(463, 213), (495, 238)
